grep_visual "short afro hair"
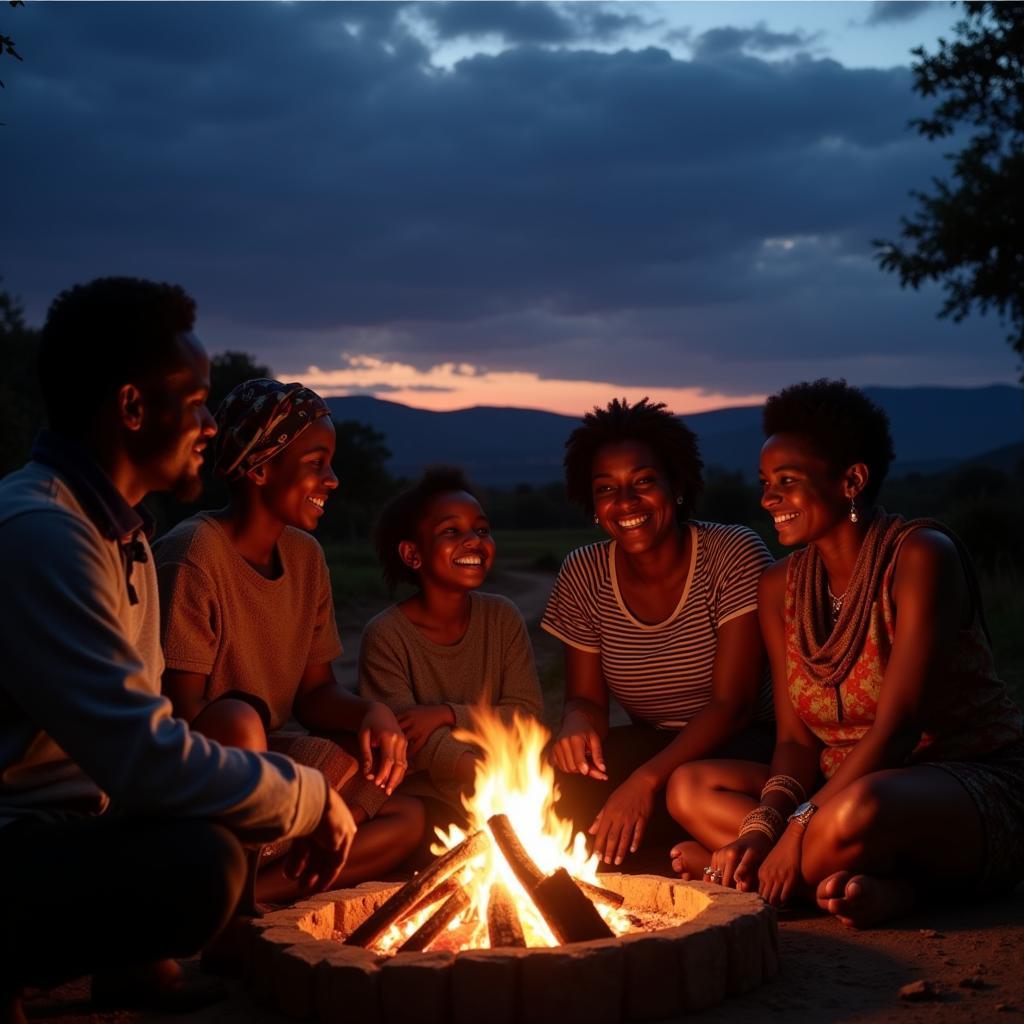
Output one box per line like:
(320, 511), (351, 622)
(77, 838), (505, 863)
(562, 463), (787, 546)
(372, 465), (481, 591)
(38, 276), (197, 435)
(563, 397), (704, 522)
(762, 379), (895, 503)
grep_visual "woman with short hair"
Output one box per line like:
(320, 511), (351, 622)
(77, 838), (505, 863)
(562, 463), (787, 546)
(543, 397), (774, 869)
(668, 379), (1024, 926)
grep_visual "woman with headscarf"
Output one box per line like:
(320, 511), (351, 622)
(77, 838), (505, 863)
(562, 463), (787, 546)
(154, 379), (425, 898)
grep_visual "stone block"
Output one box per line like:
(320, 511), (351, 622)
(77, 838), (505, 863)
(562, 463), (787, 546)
(379, 951), (454, 1024)
(275, 939), (330, 1018)
(316, 946), (381, 1024)
(520, 940), (624, 1024)
(452, 949), (527, 1024)
(334, 883), (403, 937)
(248, 926), (307, 999)
(676, 920), (728, 1012)
(622, 932), (682, 1021)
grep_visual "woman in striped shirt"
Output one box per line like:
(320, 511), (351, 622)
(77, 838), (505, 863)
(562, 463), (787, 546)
(543, 398), (775, 869)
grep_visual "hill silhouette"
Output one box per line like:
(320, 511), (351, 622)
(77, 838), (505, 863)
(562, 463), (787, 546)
(327, 385), (1024, 485)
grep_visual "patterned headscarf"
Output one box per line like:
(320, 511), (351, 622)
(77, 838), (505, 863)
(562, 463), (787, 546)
(213, 378), (331, 481)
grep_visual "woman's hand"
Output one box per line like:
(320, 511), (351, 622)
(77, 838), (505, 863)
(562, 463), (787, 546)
(588, 773), (656, 864)
(397, 704), (454, 756)
(756, 826), (805, 907)
(707, 832), (774, 892)
(359, 702), (408, 794)
(551, 710), (608, 780)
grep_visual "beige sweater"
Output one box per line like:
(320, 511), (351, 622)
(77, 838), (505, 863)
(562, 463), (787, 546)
(358, 592), (544, 812)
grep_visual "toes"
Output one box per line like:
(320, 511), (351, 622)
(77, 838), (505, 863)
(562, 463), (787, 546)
(815, 871), (853, 911)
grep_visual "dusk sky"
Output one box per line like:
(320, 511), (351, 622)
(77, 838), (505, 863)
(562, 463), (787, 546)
(4, 1), (1018, 415)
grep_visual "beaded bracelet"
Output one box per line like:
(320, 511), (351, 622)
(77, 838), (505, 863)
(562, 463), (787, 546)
(760, 774), (806, 809)
(738, 804), (786, 843)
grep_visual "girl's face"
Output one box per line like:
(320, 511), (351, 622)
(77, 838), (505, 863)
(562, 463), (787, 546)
(403, 490), (496, 593)
(759, 432), (851, 547)
(590, 439), (680, 556)
(255, 418), (339, 531)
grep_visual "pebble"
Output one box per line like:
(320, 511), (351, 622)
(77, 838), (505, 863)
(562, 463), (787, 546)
(899, 979), (943, 1002)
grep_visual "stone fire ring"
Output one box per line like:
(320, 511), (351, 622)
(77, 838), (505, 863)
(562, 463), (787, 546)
(243, 874), (777, 1023)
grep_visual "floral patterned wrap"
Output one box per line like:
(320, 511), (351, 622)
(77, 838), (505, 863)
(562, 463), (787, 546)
(784, 522), (1023, 779)
(212, 378), (331, 481)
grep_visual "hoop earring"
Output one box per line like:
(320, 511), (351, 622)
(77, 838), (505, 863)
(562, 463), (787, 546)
(848, 497), (859, 524)
(593, 515), (599, 526)
(675, 496), (684, 506)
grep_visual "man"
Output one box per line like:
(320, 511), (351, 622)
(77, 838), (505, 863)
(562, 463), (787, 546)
(0, 278), (356, 1024)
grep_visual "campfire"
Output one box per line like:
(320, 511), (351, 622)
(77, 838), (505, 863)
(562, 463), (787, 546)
(243, 707), (778, 1022)
(348, 707), (632, 955)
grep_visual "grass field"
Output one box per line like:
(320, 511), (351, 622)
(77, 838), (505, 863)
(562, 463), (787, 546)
(325, 527), (1024, 711)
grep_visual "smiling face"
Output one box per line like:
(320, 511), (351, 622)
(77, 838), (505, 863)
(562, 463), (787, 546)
(403, 490), (496, 594)
(759, 432), (853, 546)
(591, 439), (680, 555)
(254, 417), (339, 531)
(137, 332), (216, 502)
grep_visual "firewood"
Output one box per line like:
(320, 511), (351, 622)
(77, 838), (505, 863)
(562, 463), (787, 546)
(398, 888), (471, 953)
(533, 868), (614, 943)
(486, 813), (545, 891)
(486, 882), (526, 948)
(487, 815), (613, 944)
(345, 830), (489, 948)
(574, 878), (625, 909)
(404, 874), (460, 922)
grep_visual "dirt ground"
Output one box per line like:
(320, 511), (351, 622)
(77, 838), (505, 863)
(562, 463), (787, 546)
(22, 571), (1024, 1023)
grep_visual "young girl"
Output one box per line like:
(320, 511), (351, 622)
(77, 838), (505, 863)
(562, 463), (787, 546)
(358, 467), (544, 829)
(155, 379), (424, 896)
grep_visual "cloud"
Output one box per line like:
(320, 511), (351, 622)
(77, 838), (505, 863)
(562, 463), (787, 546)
(864, 2), (938, 27)
(3, 1), (1015, 406)
(691, 23), (821, 59)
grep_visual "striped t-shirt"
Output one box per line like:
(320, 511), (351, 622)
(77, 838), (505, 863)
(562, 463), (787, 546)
(541, 521), (774, 729)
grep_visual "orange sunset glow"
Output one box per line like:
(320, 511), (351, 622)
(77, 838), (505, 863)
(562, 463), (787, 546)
(286, 355), (765, 416)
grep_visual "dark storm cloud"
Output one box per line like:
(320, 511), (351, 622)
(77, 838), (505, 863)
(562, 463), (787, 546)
(865, 2), (939, 27)
(3, 1), (1012, 396)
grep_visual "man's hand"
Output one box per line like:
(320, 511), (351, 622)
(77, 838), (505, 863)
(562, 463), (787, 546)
(397, 704), (454, 756)
(359, 702), (408, 794)
(284, 788), (357, 892)
(587, 772), (655, 864)
(551, 710), (608, 780)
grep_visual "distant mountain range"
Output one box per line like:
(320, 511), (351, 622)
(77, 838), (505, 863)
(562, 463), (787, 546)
(327, 386), (1024, 486)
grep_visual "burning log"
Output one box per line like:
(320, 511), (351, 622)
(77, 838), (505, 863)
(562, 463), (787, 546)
(533, 868), (614, 943)
(575, 878), (625, 909)
(398, 888), (471, 953)
(487, 814), (613, 944)
(486, 882), (526, 948)
(345, 830), (489, 948)
(405, 875), (460, 921)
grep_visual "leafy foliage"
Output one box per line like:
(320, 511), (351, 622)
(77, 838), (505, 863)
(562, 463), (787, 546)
(875, 2), (1024, 373)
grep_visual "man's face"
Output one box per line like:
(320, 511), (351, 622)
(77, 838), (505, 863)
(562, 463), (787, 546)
(135, 332), (216, 501)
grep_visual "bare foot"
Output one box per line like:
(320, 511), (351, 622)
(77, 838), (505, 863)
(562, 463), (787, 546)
(815, 871), (914, 928)
(669, 840), (710, 879)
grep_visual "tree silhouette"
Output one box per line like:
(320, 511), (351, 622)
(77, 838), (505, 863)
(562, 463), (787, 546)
(875, 2), (1024, 377)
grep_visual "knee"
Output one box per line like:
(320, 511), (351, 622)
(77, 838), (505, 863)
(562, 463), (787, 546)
(166, 822), (246, 951)
(384, 796), (428, 849)
(804, 777), (886, 879)
(666, 763), (709, 828)
(192, 699), (268, 751)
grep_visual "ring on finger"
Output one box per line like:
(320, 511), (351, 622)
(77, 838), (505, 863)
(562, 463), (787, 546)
(702, 866), (714, 877)
(711, 870), (723, 884)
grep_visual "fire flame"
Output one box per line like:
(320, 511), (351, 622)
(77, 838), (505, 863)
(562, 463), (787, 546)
(376, 706), (630, 952)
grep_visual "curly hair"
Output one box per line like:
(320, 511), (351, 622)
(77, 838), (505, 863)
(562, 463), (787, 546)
(563, 397), (704, 522)
(38, 276), (197, 434)
(372, 466), (481, 591)
(762, 379), (895, 503)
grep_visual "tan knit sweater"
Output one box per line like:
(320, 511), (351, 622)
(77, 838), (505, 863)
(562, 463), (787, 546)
(358, 593), (544, 812)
